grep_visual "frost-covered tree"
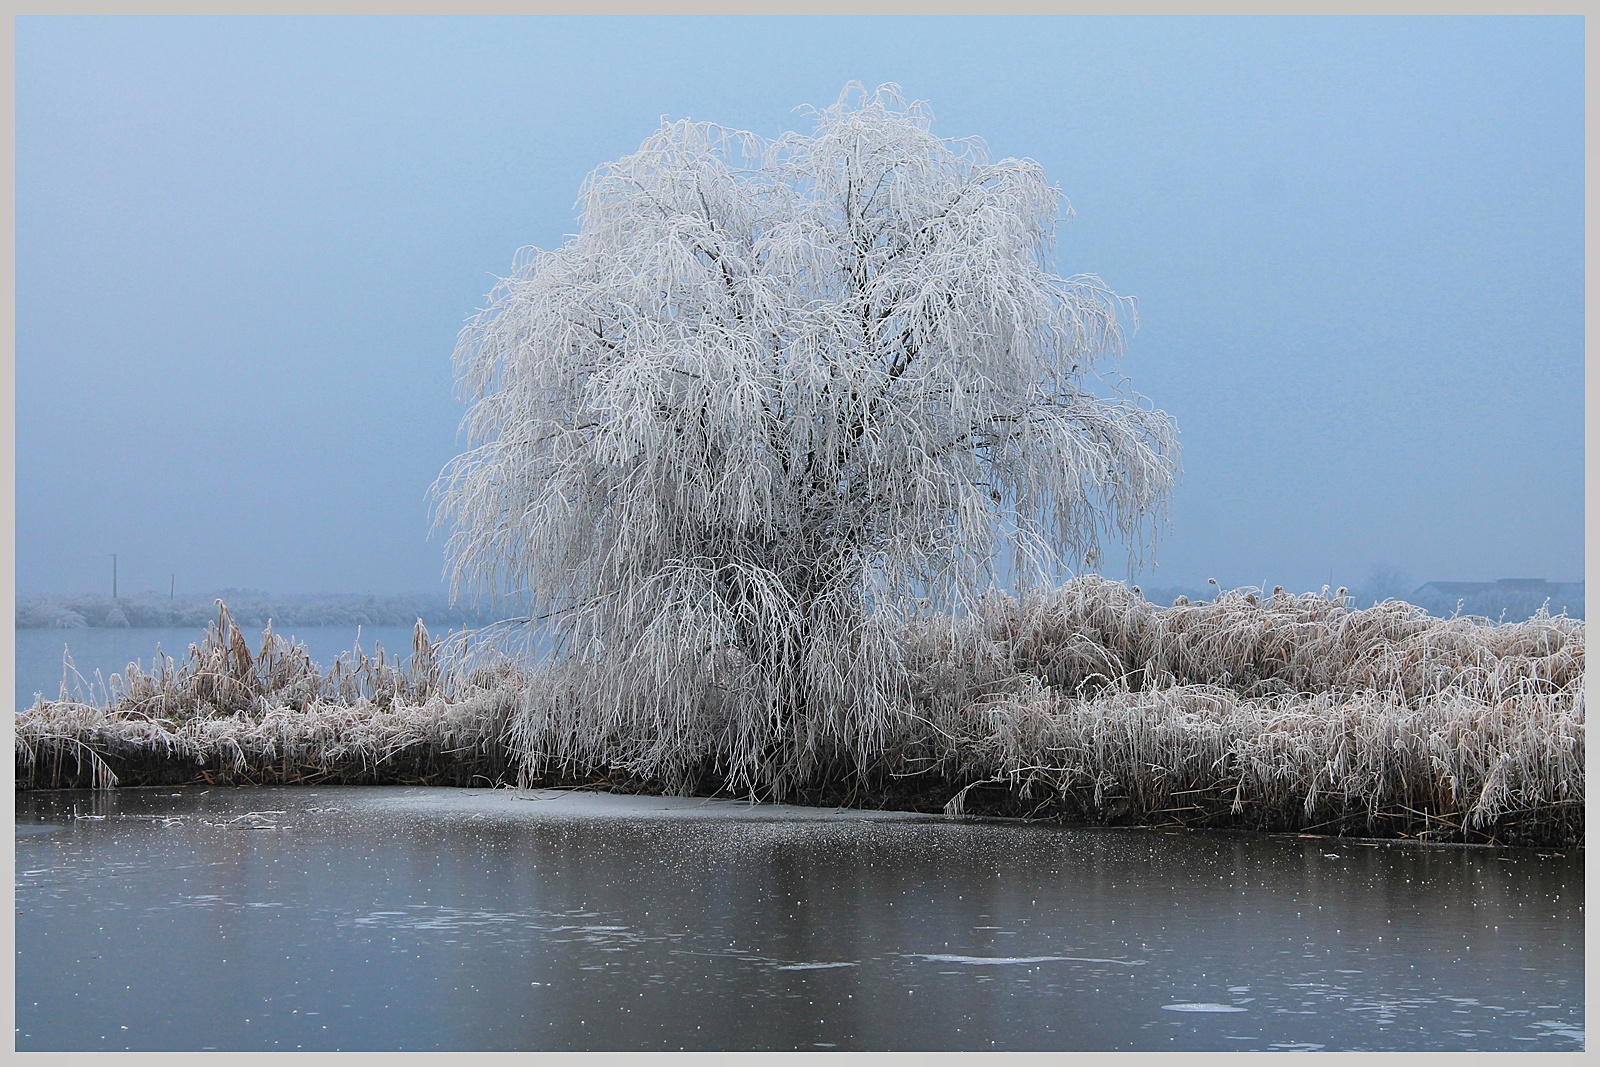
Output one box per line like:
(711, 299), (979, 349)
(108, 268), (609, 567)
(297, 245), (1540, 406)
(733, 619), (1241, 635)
(436, 84), (1179, 796)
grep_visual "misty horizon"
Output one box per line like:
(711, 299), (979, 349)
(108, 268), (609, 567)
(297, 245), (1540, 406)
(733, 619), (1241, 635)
(17, 17), (1583, 600)
(24, 571), (1591, 598)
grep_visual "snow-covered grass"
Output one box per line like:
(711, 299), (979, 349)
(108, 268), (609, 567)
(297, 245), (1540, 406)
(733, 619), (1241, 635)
(16, 580), (1583, 845)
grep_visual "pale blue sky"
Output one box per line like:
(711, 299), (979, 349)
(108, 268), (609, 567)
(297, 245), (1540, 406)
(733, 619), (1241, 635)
(16, 16), (1584, 598)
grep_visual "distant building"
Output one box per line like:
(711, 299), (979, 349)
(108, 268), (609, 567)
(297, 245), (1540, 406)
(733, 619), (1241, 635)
(1410, 579), (1584, 621)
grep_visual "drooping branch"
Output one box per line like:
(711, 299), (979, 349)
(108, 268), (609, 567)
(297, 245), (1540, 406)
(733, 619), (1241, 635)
(433, 82), (1180, 795)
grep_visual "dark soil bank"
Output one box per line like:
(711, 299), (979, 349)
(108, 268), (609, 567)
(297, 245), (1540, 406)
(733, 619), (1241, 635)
(17, 745), (1578, 848)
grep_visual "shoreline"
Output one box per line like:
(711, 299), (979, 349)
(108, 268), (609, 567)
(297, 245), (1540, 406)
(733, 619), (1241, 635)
(16, 776), (1581, 854)
(16, 699), (1580, 848)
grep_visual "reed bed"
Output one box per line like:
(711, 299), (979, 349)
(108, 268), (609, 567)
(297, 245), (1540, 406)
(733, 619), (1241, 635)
(14, 584), (1585, 845)
(17, 604), (522, 789)
(15, 694), (519, 790)
(900, 681), (1581, 844)
(910, 577), (1584, 704)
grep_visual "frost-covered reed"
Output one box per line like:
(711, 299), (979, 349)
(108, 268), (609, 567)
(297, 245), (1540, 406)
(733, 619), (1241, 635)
(15, 693), (519, 790)
(503, 577), (1582, 843)
(917, 683), (1580, 842)
(17, 603), (522, 789)
(14, 583), (1583, 845)
(911, 578), (1584, 705)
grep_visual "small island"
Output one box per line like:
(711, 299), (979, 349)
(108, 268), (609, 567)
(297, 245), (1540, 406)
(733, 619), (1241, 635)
(15, 87), (1583, 849)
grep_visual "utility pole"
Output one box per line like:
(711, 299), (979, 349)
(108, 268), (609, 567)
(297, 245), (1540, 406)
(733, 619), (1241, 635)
(170, 574), (175, 601)
(111, 553), (118, 599)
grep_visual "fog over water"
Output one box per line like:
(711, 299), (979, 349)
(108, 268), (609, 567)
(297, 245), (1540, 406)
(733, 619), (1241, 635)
(17, 17), (1582, 598)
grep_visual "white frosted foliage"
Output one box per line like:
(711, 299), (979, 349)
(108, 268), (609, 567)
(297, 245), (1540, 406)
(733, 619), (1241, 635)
(435, 84), (1180, 796)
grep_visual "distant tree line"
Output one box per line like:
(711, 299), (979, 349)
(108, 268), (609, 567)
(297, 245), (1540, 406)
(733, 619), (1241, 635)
(16, 591), (505, 630)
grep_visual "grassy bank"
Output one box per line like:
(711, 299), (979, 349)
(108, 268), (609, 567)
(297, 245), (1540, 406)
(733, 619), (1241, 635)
(15, 582), (1584, 846)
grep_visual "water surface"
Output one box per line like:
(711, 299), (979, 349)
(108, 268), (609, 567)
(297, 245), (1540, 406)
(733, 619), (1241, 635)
(15, 787), (1583, 1052)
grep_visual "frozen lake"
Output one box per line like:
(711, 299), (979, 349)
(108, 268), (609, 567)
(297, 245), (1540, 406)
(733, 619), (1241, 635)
(15, 786), (1584, 1052)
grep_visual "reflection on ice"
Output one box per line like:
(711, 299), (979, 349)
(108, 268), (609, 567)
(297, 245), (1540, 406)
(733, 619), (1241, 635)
(1531, 1019), (1585, 1045)
(1163, 1003), (1249, 1013)
(912, 953), (1147, 967)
